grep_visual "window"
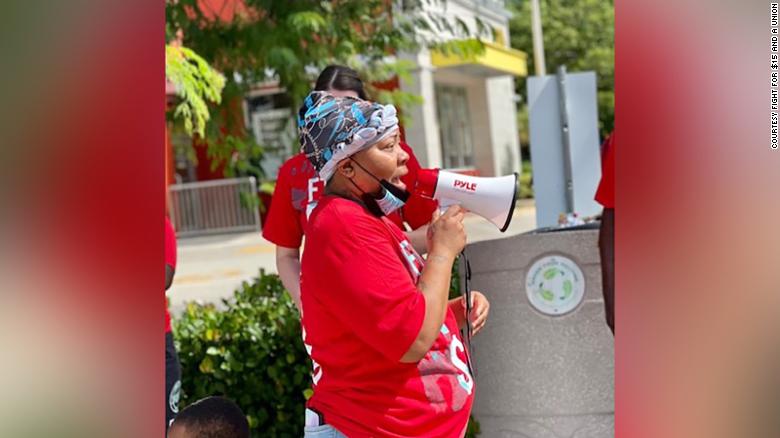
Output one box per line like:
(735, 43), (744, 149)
(246, 92), (296, 180)
(435, 84), (475, 169)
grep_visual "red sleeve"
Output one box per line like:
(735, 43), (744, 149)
(399, 142), (438, 230)
(164, 216), (176, 268)
(595, 133), (615, 209)
(314, 209), (426, 362)
(262, 161), (304, 248)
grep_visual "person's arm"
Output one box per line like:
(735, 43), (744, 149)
(599, 208), (615, 334)
(275, 246), (302, 312)
(401, 205), (466, 363)
(404, 225), (429, 255)
(164, 217), (177, 291)
(165, 265), (175, 291)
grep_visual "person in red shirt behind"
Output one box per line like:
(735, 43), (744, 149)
(297, 92), (489, 437)
(595, 131), (614, 334)
(262, 65), (437, 311)
(165, 216), (182, 429)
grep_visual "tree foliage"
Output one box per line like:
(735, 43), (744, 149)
(166, 44), (226, 138)
(508, 0), (614, 138)
(165, 0), (489, 180)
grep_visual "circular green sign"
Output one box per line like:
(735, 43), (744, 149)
(525, 254), (585, 316)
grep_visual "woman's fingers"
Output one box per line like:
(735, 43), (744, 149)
(472, 316), (486, 335)
(452, 209), (466, 223)
(470, 309), (487, 328)
(441, 204), (466, 223)
(468, 291), (489, 336)
(442, 204), (464, 218)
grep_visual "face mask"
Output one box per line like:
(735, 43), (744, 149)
(373, 180), (410, 215)
(349, 158), (410, 217)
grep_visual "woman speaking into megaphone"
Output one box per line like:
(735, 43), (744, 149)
(263, 65), (436, 313)
(297, 91), (490, 438)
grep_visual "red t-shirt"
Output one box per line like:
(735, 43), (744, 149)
(262, 142), (437, 248)
(300, 196), (474, 437)
(164, 216), (177, 333)
(595, 132), (615, 209)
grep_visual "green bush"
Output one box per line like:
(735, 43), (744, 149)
(175, 267), (480, 437)
(174, 270), (309, 436)
(465, 416), (482, 438)
(519, 159), (534, 199)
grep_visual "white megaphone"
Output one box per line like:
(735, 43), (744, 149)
(416, 169), (519, 232)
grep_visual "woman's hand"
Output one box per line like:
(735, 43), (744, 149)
(426, 205), (466, 260)
(468, 291), (489, 336)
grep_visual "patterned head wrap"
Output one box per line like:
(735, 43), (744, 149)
(298, 91), (399, 181)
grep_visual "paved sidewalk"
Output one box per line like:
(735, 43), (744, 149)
(168, 200), (537, 315)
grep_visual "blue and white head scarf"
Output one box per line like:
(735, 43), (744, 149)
(298, 91), (399, 181)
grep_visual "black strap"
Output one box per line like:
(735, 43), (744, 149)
(461, 249), (476, 377)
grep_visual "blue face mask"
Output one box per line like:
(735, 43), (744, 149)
(349, 158), (410, 217)
(373, 180), (409, 215)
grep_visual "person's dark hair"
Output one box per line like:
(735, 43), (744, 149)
(171, 396), (249, 438)
(314, 65), (368, 100)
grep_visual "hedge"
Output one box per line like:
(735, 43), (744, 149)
(174, 271), (309, 435)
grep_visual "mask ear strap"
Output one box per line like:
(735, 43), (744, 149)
(345, 175), (368, 196)
(350, 156), (409, 202)
(335, 156), (370, 195)
(344, 175), (385, 217)
(349, 156), (381, 184)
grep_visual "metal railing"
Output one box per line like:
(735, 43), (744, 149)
(169, 177), (261, 237)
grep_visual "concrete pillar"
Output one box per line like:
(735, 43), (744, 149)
(486, 75), (522, 176)
(464, 228), (614, 437)
(399, 49), (442, 169)
(465, 79), (495, 176)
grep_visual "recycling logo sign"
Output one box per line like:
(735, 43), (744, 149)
(525, 254), (585, 316)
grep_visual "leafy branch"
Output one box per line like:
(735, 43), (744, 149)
(165, 44), (226, 138)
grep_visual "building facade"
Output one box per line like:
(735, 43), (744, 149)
(399, 0), (527, 177)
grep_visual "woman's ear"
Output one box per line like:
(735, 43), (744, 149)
(336, 158), (355, 179)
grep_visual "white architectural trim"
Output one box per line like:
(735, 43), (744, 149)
(448, 0), (512, 23)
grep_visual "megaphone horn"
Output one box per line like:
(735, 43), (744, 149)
(416, 169), (519, 232)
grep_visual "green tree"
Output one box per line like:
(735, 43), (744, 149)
(165, 0), (488, 180)
(509, 0), (614, 139)
(166, 44), (226, 138)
